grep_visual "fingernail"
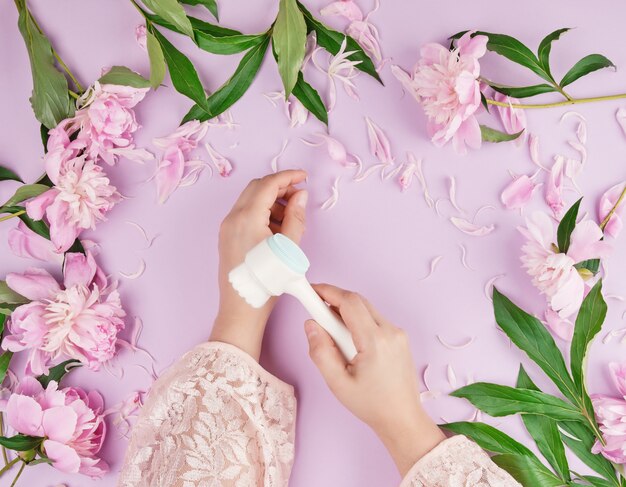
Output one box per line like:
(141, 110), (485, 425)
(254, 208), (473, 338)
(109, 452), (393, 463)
(296, 190), (308, 208)
(304, 320), (317, 338)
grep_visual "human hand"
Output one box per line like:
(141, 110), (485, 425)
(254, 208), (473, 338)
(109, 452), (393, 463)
(304, 284), (445, 476)
(211, 170), (308, 359)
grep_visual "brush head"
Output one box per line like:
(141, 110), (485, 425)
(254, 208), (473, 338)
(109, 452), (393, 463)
(228, 234), (310, 308)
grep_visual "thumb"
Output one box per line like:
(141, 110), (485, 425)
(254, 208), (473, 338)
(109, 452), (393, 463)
(281, 190), (307, 243)
(305, 320), (348, 386)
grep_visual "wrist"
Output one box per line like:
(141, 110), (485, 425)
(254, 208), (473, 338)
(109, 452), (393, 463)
(375, 408), (446, 477)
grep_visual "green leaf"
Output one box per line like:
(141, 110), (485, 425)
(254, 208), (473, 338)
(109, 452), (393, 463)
(491, 454), (567, 486)
(561, 54), (615, 87)
(40, 124), (50, 152)
(146, 31), (167, 89)
(575, 259), (601, 275)
(180, 0), (219, 20)
(292, 72), (327, 124)
(297, 1), (381, 83)
(571, 281), (607, 396)
(18, 210), (50, 240)
(480, 92), (490, 112)
(478, 32), (552, 83)
(65, 238), (85, 255)
(517, 366), (570, 481)
(0, 305), (18, 316)
(182, 36), (270, 123)
(0, 435), (44, 451)
(195, 31), (266, 55)
(0, 314), (6, 334)
(15, 2), (74, 129)
(37, 359), (82, 388)
(142, 0), (194, 38)
(147, 11), (241, 36)
(150, 27), (209, 112)
(557, 197), (582, 253)
(441, 421), (534, 456)
(0, 166), (23, 183)
(561, 421), (617, 482)
(0, 351), (13, 385)
(580, 477), (620, 487)
(480, 125), (524, 143)
(493, 288), (578, 404)
(537, 28), (571, 77)
(273, 0), (307, 96)
(99, 66), (151, 88)
(0, 281), (29, 305)
(490, 83), (556, 99)
(2, 184), (49, 208)
(451, 382), (586, 422)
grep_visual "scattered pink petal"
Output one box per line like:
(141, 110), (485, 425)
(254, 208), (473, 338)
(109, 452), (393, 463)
(411, 153), (434, 208)
(205, 143), (233, 177)
(381, 164), (402, 181)
(606, 294), (624, 302)
(302, 32), (317, 69)
(447, 364), (458, 388)
(320, 0), (363, 21)
(263, 91), (284, 107)
(561, 111), (587, 124)
(365, 117), (393, 165)
(448, 176), (464, 213)
(545, 155), (565, 218)
(135, 25), (147, 51)
(501, 174), (537, 210)
(472, 205), (497, 222)
(398, 160), (416, 191)
(450, 217), (495, 236)
(119, 259), (146, 280)
(616, 108), (626, 136)
(312, 40), (361, 110)
(568, 140), (587, 165)
(354, 163), (385, 182)
(494, 92), (526, 136)
(598, 182), (625, 238)
(459, 244), (475, 271)
(484, 274), (505, 301)
(285, 97), (309, 127)
(209, 110), (238, 129)
(577, 122), (587, 144)
(271, 139), (289, 173)
(125, 221), (158, 248)
(321, 176), (341, 211)
(418, 255), (443, 281)
(346, 20), (382, 63)
(603, 328), (626, 345)
(436, 335), (475, 350)
(528, 134), (548, 171)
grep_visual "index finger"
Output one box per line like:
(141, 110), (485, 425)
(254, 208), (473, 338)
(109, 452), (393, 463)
(312, 283), (378, 351)
(241, 170), (307, 209)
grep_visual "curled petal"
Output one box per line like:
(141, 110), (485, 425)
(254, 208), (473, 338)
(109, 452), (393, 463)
(599, 182), (625, 238)
(501, 175), (536, 210)
(205, 143), (233, 177)
(154, 145), (185, 204)
(365, 117), (393, 165)
(320, 0), (363, 21)
(450, 217), (495, 236)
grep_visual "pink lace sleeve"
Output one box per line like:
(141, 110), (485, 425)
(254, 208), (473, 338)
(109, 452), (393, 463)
(118, 341), (296, 487)
(400, 436), (522, 487)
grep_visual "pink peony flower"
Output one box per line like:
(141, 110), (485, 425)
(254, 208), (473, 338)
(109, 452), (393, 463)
(72, 82), (152, 165)
(592, 362), (626, 465)
(5, 377), (108, 477)
(598, 182), (625, 238)
(519, 211), (611, 318)
(8, 221), (63, 263)
(494, 92), (526, 135)
(320, 0), (363, 21)
(25, 155), (121, 253)
(2, 251), (125, 375)
(392, 32), (488, 154)
(153, 120), (210, 203)
(501, 174), (537, 210)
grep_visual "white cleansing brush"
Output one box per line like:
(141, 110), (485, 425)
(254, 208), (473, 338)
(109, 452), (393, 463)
(228, 233), (357, 361)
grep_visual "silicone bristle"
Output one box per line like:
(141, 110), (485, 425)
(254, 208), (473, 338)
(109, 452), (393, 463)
(228, 265), (270, 308)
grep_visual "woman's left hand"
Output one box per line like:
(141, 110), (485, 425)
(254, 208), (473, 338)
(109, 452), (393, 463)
(211, 170), (308, 359)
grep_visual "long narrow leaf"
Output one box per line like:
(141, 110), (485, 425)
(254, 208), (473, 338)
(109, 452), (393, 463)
(195, 31), (266, 55)
(561, 54), (615, 87)
(99, 66), (151, 88)
(146, 31), (166, 89)
(142, 0), (194, 38)
(273, 0), (307, 96)
(491, 454), (568, 486)
(180, 0), (219, 20)
(537, 28), (570, 77)
(0, 281), (29, 305)
(560, 421), (617, 483)
(441, 421), (534, 456)
(292, 72), (327, 124)
(0, 166), (23, 183)
(557, 198), (582, 253)
(491, 83), (556, 99)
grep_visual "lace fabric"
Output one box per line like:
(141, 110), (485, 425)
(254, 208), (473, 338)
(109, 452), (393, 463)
(118, 342), (296, 487)
(119, 341), (521, 487)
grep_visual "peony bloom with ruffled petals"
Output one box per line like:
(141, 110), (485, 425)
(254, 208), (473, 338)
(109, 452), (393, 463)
(5, 377), (108, 477)
(519, 211), (611, 318)
(391, 31), (488, 154)
(592, 362), (626, 465)
(2, 251), (125, 375)
(25, 154), (121, 253)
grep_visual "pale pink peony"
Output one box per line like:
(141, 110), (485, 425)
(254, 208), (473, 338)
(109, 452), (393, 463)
(392, 32), (488, 154)
(2, 252), (125, 375)
(598, 182), (625, 238)
(71, 82), (152, 165)
(519, 211), (611, 318)
(8, 221), (63, 263)
(592, 362), (626, 464)
(5, 377), (108, 477)
(494, 92), (526, 135)
(25, 154), (121, 253)
(153, 120), (210, 203)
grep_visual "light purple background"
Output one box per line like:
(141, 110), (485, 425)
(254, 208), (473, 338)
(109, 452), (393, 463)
(1, 0), (625, 485)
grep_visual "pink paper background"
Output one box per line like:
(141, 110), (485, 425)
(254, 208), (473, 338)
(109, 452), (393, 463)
(1, 0), (625, 485)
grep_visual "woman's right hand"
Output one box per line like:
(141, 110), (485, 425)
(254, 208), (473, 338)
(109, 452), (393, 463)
(304, 284), (446, 476)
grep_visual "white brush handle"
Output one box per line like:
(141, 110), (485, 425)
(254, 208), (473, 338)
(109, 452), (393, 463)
(286, 279), (357, 361)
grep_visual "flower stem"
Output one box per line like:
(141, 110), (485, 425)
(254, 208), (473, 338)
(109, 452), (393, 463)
(68, 89), (80, 100)
(0, 457), (19, 477)
(486, 92), (626, 109)
(600, 184), (626, 231)
(9, 461), (25, 487)
(0, 211), (25, 223)
(0, 414), (8, 466)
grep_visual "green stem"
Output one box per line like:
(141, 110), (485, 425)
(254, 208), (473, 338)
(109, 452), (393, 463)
(9, 461), (25, 487)
(600, 184), (626, 231)
(0, 458), (19, 477)
(0, 211), (25, 223)
(486, 92), (626, 109)
(129, 0), (148, 18)
(68, 89), (79, 100)
(0, 414), (8, 466)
